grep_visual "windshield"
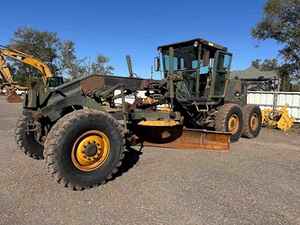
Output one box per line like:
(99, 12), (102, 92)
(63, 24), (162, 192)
(162, 46), (198, 72)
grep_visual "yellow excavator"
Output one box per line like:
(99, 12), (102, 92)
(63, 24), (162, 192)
(0, 45), (54, 102)
(261, 106), (295, 132)
(0, 55), (27, 102)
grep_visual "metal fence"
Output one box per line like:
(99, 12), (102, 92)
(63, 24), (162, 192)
(247, 91), (300, 122)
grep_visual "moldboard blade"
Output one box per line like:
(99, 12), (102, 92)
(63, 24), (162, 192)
(144, 129), (231, 151)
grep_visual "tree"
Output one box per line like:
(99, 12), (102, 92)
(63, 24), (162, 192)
(9, 27), (61, 80)
(86, 55), (114, 75)
(252, 0), (300, 87)
(251, 58), (292, 90)
(59, 40), (86, 79)
(251, 58), (279, 71)
(251, 59), (262, 70)
(8, 27), (114, 83)
(57, 41), (114, 79)
(59, 40), (76, 73)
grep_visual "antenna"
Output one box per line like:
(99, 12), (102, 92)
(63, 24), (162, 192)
(151, 65), (153, 80)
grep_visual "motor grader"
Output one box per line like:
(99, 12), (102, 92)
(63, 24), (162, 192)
(15, 38), (262, 189)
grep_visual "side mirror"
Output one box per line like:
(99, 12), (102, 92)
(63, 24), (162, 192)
(154, 57), (160, 72)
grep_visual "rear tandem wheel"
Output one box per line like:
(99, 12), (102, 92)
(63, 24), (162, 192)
(242, 104), (262, 138)
(215, 103), (243, 142)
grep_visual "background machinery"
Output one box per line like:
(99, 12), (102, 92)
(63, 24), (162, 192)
(0, 54), (26, 102)
(14, 38), (262, 189)
(0, 45), (62, 102)
(261, 106), (295, 132)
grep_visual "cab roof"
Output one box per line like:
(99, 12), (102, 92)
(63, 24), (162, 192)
(157, 38), (227, 51)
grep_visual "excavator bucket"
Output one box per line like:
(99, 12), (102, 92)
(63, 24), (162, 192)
(144, 128), (231, 151)
(277, 107), (295, 132)
(6, 91), (22, 103)
(261, 106), (295, 132)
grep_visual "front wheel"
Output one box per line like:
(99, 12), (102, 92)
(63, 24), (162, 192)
(215, 103), (243, 142)
(44, 109), (125, 190)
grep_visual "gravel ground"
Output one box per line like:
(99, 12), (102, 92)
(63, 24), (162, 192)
(0, 96), (299, 225)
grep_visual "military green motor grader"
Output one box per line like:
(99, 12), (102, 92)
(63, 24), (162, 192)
(15, 38), (262, 189)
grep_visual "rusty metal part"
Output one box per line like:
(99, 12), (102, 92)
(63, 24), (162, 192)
(6, 91), (22, 103)
(80, 76), (105, 95)
(142, 97), (158, 105)
(31, 111), (44, 120)
(144, 128), (230, 151)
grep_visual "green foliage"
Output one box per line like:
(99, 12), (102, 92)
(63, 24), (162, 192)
(251, 58), (279, 71)
(252, 0), (300, 80)
(251, 58), (294, 91)
(8, 27), (114, 83)
(9, 27), (61, 80)
(63, 54), (115, 79)
(89, 55), (114, 75)
(58, 40), (87, 79)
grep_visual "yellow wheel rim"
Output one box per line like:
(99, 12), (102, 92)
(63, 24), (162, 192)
(71, 130), (110, 172)
(228, 114), (240, 134)
(250, 113), (259, 131)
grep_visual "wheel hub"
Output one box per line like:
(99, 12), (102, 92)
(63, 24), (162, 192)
(228, 114), (240, 134)
(84, 144), (98, 157)
(250, 113), (259, 130)
(71, 130), (110, 172)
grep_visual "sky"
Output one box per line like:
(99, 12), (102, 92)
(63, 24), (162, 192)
(0, 0), (280, 78)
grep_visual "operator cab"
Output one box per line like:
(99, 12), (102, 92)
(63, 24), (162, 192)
(155, 38), (232, 102)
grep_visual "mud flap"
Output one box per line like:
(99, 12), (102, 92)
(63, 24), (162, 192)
(144, 128), (231, 151)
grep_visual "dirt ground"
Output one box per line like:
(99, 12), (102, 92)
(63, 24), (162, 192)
(0, 96), (299, 225)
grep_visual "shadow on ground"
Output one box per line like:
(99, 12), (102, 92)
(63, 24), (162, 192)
(112, 147), (143, 180)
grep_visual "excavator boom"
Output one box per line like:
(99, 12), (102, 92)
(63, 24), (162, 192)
(0, 46), (53, 83)
(0, 57), (23, 102)
(0, 46), (54, 102)
(0, 55), (14, 83)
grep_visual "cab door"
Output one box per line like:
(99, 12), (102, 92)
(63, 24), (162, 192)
(209, 51), (232, 98)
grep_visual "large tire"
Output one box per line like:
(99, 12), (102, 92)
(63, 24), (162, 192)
(44, 109), (125, 190)
(15, 111), (44, 159)
(215, 103), (243, 142)
(242, 104), (262, 138)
